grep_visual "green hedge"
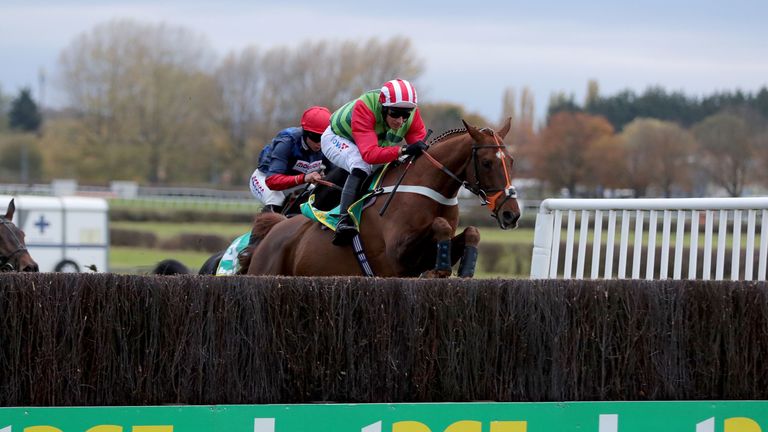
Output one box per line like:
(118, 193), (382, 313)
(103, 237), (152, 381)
(110, 208), (255, 223)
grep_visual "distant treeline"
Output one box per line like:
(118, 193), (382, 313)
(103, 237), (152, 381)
(0, 273), (766, 406)
(549, 84), (768, 130)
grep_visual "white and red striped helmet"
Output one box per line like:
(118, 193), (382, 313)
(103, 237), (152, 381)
(379, 79), (418, 108)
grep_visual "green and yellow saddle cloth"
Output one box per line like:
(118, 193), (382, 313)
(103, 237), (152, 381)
(300, 166), (391, 231)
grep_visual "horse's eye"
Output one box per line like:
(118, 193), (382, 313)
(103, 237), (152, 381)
(481, 159), (492, 168)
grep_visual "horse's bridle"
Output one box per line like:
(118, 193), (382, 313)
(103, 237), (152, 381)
(0, 218), (29, 272)
(420, 130), (517, 220)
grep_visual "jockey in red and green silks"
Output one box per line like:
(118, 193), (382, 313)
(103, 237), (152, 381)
(330, 90), (418, 157)
(320, 78), (428, 246)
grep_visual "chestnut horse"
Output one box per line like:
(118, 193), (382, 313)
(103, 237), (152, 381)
(244, 119), (520, 277)
(0, 199), (39, 272)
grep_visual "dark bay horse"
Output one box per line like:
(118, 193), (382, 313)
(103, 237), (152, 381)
(243, 119), (520, 277)
(0, 199), (39, 272)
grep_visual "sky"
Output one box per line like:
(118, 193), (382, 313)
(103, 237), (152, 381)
(2, 0), (768, 123)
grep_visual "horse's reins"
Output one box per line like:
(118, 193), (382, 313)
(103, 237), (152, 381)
(413, 131), (517, 220)
(379, 129), (434, 216)
(0, 218), (28, 272)
(315, 179), (342, 191)
(280, 170), (343, 216)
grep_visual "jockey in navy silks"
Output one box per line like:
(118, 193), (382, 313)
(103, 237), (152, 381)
(320, 79), (428, 245)
(249, 106), (332, 213)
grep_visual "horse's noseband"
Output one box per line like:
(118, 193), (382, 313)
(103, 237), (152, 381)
(465, 133), (518, 220)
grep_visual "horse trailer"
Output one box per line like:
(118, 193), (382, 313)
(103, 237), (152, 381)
(0, 195), (109, 273)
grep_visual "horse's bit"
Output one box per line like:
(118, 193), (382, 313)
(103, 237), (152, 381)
(0, 218), (28, 272)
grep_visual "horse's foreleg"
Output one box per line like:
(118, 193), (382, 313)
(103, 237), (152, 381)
(421, 217), (454, 278)
(455, 226), (480, 278)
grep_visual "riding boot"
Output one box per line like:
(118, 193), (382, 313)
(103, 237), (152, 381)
(333, 168), (366, 246)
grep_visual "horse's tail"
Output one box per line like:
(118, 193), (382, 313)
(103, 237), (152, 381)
(252, 212), (286, 240)
(237, 212), (287, 272)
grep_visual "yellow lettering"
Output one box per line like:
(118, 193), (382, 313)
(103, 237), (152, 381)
(25, 428), (63, 432)
(725, 417), (761, 432)
(491, 421), (527, 432)
(445, 420), (481, 432)
(87, 427), (122, 432)
(132, 428), (173, 432)
(393, 421), (431, 432)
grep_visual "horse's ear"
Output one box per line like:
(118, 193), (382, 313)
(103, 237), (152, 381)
(461, 119), (483, 142)
(497, 117), (512, 140)
(5, 199), (14, 219)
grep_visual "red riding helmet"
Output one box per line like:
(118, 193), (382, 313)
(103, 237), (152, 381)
(301, 106), (331, 134)
(379, 79), (418, 108)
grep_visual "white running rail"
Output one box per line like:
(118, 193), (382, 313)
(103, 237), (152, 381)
(530, 197), (768, 280)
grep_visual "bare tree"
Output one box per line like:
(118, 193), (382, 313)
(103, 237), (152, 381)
(585, 134), (627, 194)
(535, 112), (614, 196)
(692, 113), (754, 197)
(501, 86), (537, 177)
(621, 118), (695, 197)
(215, 36), (425, 178)
(214, 47), (267, 180)
(58, 19), (220, 184)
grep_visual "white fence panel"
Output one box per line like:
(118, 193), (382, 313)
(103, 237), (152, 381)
(530, 197), (768, 280)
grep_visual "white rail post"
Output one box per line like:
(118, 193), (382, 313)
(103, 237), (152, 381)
(703, 210), (714, 280)
(530, 212), (554, 278)
(591, 210), (603, 279)
(689, 210), (699, 279)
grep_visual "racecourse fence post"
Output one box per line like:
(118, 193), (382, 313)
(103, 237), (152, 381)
(529, 197), (768, 281)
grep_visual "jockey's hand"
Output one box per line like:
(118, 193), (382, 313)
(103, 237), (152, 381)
(304, 171), (324, 184)
(402, 140), (428, 157)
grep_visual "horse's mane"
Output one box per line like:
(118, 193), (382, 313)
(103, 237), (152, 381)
(429, 128), (466, 145)
(430, 126), (497, 146)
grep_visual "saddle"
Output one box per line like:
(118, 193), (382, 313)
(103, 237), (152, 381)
(300, 165), (390, 232)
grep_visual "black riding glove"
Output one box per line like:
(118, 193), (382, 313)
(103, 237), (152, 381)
(402, 140), (428, 157)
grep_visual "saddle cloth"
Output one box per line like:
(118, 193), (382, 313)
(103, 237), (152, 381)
(215, 232), (251, 275)
(300, 165), (390, 231)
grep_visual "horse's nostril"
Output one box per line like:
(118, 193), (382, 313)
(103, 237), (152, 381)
(501, 211), (521, 228)
(23, 264), (39, 272)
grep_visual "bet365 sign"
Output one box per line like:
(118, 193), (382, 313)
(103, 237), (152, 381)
(1, 402), (765, 432)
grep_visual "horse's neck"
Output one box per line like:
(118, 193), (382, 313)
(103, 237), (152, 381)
(411, 133), (473, 196)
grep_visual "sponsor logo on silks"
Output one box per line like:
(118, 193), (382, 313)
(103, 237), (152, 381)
(292, 160), (323, 173)
(331, 136), (349, 151)
(251, 177), (265, 193)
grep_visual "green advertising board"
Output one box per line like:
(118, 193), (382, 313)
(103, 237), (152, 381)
(0, 401), (765, 432)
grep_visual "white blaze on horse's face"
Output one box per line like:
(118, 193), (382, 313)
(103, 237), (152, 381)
(495, 149), (505, 160)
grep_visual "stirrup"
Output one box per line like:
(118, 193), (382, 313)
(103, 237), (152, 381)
(333, 228), (358, 246)
(333, 216), (358, 246)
